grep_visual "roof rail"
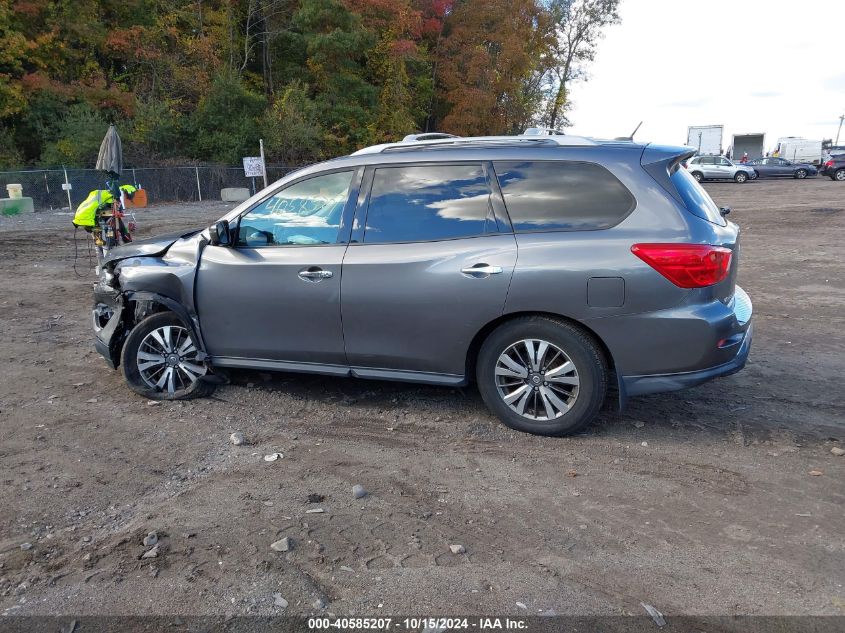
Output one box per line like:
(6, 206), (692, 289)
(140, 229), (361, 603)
(401, 133), (460, 142)
(523, 127), (567, 136)
(352, 132), (596, 155)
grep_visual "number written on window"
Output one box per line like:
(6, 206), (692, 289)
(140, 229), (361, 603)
(237, 171), (353, 247)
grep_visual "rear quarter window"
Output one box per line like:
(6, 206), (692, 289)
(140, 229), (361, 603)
(493, 161), (635, 232)
(670, 165), (726, 226)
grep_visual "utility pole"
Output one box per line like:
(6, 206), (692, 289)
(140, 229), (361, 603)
(836, 114), (844, 146)
(259, 139), (268, 189)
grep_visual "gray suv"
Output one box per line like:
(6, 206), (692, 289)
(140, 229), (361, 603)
(686, 155), (756, 183)
(92, 132), (752, 436)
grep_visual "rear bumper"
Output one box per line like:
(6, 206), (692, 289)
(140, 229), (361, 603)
(616, 284), (753, 398)
(622, 321), (752, 397)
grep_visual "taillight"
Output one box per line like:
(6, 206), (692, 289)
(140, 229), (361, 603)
(631, 243), (732, 288)
(825, 160), (834, 168)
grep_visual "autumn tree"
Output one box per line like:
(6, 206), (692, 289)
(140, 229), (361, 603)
(543, 0), (620, 129)
(0, 0), (620, 166)
(436, 0), (551, 136)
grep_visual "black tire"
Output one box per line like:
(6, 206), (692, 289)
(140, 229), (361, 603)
(123, 312), (215, 400)
(734, 172), (748, 183)
(691, 171), (704, 182)
(795, 169), (807, 179)
(476, 317), (608, 437)
(834, 168), (845, 182)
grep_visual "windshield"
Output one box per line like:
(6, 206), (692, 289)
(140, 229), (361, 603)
(670, 165), (726, 226)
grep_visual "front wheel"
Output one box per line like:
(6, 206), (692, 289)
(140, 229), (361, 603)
(691, 171), (704, 182)
(795, 169), (807, 179)
(123, 312), (215, 400)
(476, 317), (608, 436)
(734, 172), (748, 183)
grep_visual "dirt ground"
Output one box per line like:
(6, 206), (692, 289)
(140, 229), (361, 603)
(0, 178), (843, 620)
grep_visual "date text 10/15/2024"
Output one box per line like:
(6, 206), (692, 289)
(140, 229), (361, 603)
(308, 617), (528, 630)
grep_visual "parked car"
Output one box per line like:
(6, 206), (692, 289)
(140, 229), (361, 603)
(821, 155), (845, 181)
(748, 157), (818, 179)
(685, 155), (756, 183)
(91, 132), (752, 437)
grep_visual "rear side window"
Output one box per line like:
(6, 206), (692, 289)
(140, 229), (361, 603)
(493, 161), (635, 232)
(363, 164), (492, 243)
(670, 165), (726, 226)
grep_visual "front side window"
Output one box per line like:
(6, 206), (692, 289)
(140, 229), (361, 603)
(494, 161), (635, 232)
(237, 171), (354, 246)
(363, 164), (492, 243)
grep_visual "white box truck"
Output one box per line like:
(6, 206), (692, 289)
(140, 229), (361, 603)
(775, 137), (823, 165)
(731, 133), (765, 161)
(686, 125), (723, 155)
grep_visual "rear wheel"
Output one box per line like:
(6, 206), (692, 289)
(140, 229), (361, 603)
(123, 312), (215, 400)
(734, 172), (748, 183)
(691, 171), (704, 182)
(795, 169), (807, 179)
(476, 317), (607, 436)
(834, 168), (845, 181)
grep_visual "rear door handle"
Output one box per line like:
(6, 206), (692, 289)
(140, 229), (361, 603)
(461, 264), (503, 278)
(298, 267), (333, 282)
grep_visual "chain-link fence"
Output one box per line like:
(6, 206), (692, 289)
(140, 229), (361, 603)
(0, 165), (302, 212)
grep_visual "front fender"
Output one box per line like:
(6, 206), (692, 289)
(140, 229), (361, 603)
(123, 290), (208, 356)
(93, 287), (207, 369)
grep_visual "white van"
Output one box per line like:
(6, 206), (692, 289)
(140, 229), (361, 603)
(775, 137), (823, 165)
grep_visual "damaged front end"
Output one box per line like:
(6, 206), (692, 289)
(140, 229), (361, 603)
(91, 230), (206, 370)
(93, 280), (126, 368)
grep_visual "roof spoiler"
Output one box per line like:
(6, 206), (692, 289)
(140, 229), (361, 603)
(640, 144), (698, 204)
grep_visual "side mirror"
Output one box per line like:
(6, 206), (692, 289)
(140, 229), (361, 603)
(719, 206), (731, 217)
(209, 220), (231, 247)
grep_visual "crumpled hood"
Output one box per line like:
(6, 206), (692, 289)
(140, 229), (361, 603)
(103, 229), (202, 266)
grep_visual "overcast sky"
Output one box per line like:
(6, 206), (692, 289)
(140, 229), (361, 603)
(566, 0), (845, 150)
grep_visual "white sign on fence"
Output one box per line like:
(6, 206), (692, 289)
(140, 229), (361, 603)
(242, 156), (264, 178)
(61, 183), (72, 191)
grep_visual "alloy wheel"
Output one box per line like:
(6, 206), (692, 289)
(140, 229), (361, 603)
(494, 339), (580, 421)
(136, 325), (206, 393)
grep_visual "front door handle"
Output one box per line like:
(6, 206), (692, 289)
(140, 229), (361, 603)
(461, 263), (503, 278)
(298, 267), (333, 282)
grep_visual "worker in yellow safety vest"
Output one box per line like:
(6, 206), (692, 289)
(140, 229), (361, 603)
(72, 189), (114, 228)
(73, 185), (138, 242)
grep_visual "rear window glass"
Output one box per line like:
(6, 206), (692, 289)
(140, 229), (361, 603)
(363, 164), (492, 243)
(670, 166), (726, 226)
(493, 161), (635, 232)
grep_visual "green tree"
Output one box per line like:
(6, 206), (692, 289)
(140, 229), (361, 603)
(39, 103), (110, 167)
(0, 127), (23, 168)
(263, 80), (325, 164)
(189, 74), (266, 164)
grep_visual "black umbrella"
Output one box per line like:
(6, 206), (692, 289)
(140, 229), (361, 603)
(96, 124), (123, 198)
